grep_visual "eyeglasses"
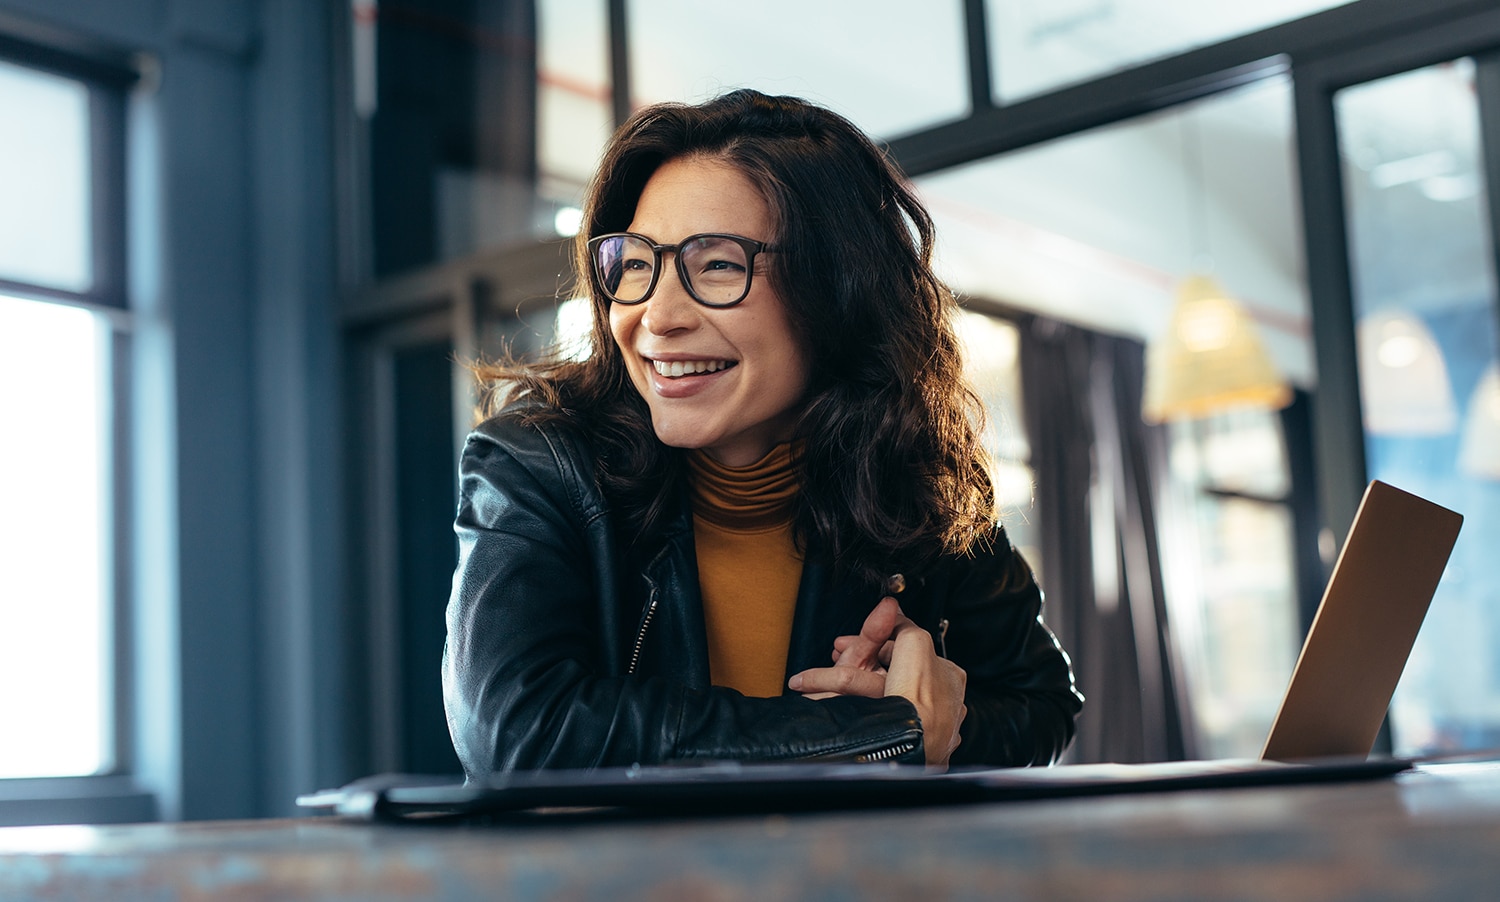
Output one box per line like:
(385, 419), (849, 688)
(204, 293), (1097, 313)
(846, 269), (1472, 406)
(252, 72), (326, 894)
(587, 232), (775, 308)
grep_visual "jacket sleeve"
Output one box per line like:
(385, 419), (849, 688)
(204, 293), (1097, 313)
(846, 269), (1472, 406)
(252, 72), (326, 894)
(941, 533), (1084, 767)
(442, 418), (925, 778)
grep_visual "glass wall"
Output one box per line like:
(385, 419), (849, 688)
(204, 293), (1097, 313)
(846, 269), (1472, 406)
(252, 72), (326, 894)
(1337, 59), (1500, 755)
(350, 0), (1500, 764)
(915, 77), (1309, 759)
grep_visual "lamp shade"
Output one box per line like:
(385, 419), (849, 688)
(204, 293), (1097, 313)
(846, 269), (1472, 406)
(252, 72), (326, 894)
(1142, 274), (1292, 423)
(1459, 362), (1500, 479)
(1355, 311), (1457, 435)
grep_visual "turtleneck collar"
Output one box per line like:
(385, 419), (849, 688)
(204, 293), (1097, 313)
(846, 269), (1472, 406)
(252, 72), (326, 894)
(686, 442), (801, 531)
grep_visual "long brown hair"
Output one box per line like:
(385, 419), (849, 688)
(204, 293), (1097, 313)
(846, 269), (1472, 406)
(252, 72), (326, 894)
(475, 89), (996, 583)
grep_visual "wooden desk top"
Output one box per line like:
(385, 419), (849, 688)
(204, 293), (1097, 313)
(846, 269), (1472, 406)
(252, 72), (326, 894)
(3, 760), (1499, 901)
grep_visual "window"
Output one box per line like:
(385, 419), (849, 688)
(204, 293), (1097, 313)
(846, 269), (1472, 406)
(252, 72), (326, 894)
(626, 0), (969, 140)
(0, 296), (112, 778)
(1162, 408), (1302, 759)
(0, 53), (127, 780)
(986, 0), (1355, 103)
(955, 310), (1041, 567)
(1337, 59), (1500, 755)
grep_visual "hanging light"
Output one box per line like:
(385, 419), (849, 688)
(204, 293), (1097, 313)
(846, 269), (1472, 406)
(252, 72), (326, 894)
(1142, 274), (1292, 423)
(1355, 311), (1457, 435)
(1458, 362), (1500, 479)
(1144, 113), (1291, 424)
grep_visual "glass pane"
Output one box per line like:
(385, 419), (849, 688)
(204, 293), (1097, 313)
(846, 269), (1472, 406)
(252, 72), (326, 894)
(627, 0), (968, 139)
(0, 294), (111, 777)
(917, 77), (1308, 760)
(915, 76), (1311, 388)
(1337, 59), (1500, 755)
(1164, 412), (1299, 759)
(373, 6), (560, 275)
(0, 60), (93, 292)
(538, 0), (613, 205)
(987, 0), (1353, 103)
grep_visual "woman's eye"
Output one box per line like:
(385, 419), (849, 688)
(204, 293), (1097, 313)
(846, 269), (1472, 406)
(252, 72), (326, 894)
(621, 257), (653, 272)
(700, 258), (746, 273)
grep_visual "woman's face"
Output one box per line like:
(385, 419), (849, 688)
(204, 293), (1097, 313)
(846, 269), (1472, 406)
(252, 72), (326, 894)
(608, 155), (810, 467)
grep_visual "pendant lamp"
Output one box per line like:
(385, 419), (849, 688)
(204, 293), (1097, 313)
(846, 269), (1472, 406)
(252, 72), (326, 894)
(1355, 311), (1457, 435)
(1143, 114), (1291, 424)
(1142, 274), (1292, 423)
(1458, 362), (1500, 479)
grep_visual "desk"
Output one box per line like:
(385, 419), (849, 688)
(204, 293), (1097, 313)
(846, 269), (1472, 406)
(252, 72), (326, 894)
(2, 761), (1499, 901)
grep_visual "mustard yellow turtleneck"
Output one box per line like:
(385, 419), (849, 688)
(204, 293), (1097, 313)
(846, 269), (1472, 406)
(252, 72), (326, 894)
(687, 443), (804, 698)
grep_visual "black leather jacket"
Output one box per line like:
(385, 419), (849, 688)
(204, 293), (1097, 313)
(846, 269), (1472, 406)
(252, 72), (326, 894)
(442, 406), (1083, 778)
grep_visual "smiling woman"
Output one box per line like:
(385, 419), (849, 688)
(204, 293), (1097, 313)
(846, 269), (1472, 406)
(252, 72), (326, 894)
(445, 90), (1082, 777)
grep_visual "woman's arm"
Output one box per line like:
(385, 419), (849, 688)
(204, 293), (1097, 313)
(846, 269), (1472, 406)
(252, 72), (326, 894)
(442, 420), (927, 777)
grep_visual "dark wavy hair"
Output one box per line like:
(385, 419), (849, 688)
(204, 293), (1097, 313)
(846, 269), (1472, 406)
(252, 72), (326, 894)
(475, 89), (996, 582)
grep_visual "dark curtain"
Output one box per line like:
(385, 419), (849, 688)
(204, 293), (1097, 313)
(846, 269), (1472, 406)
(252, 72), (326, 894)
(1016, 313), (1195, 763)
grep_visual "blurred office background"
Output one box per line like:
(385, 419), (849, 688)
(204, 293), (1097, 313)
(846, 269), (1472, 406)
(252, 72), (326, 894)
(1, 0), (1497, 824)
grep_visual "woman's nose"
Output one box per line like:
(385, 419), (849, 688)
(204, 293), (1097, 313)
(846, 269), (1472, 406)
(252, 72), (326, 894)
(640, 263), (699, 334)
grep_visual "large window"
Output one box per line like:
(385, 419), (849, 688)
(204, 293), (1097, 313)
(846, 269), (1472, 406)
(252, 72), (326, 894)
(916, 75), (1310, 760)
(0, 55), (126, 779)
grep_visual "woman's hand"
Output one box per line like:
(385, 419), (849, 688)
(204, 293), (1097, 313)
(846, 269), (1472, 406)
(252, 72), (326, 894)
(789, 597), (968, 767)
(882, 614), (967, 767)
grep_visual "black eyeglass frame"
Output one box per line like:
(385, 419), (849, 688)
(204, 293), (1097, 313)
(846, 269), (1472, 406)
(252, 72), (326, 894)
(587, 231), (777, 308)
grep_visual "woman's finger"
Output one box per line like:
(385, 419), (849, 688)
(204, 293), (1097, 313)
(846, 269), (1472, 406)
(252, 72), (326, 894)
(788, 665), (886, 698)
(837, 597), (902, 669)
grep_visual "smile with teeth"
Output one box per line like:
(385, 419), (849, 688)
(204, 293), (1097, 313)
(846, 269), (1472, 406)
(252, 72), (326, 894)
(652, 358), (735, 378)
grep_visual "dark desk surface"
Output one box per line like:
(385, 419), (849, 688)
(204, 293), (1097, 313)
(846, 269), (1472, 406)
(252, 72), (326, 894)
(3, 760), (1499, 902)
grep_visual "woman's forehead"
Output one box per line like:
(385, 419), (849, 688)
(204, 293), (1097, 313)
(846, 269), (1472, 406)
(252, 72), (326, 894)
(625, 156), (774, 242)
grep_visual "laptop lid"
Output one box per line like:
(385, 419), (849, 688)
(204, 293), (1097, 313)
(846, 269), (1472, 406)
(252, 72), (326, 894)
(1260, 480), (1462, 762)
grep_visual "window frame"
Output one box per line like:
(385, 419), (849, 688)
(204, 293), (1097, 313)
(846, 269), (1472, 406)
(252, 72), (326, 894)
(0, 29), (147, 824)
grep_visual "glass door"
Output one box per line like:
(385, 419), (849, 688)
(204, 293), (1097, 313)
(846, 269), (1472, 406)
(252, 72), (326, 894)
(1334, 58), (1500, 755)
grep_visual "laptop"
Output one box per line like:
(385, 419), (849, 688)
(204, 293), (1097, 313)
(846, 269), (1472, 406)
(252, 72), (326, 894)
(1260, 479), (1461, 761)
(299, 480), (1462, 821)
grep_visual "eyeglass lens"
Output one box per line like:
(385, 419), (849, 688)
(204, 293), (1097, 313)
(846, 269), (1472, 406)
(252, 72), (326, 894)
(595, 234), (752, 305)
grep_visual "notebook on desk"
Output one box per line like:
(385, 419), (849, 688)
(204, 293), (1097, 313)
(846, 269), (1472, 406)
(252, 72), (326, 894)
(299, 480), (1462, 821)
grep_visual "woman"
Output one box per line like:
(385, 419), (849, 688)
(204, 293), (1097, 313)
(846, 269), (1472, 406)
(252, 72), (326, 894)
(443, 89), (1082, 777)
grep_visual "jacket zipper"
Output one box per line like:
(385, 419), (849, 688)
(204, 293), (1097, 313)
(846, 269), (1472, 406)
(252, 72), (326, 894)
(627, 593), (659, 675)
(854, 740), (919, 764)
